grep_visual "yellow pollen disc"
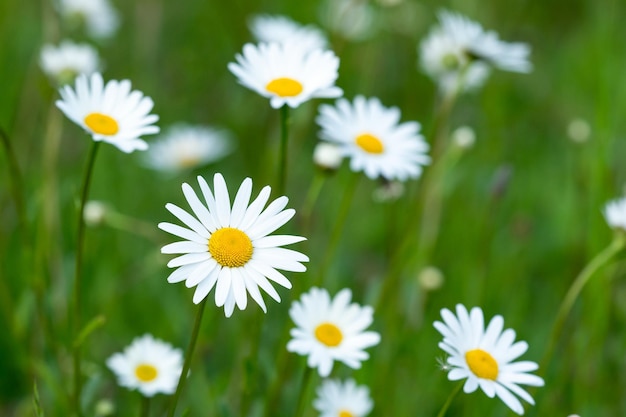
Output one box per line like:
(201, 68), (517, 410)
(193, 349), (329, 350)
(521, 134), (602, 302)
(314, 322), (343, 347)
(465, 349), (499, 380)
(339, 411), (354, 417)
(265, 77), (303, 97)
(135, 364), (158, 382)
(355, 133), (384, 154)
(84, 112), (119, 135)
(178, 155), (201, 168)
(209, 227), (253, 268)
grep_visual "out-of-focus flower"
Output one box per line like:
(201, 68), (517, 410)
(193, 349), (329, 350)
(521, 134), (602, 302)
(40, 40), (100, 85)
(603, 198), (626, 231)
(319, 0), (376, 41)
(313, 142), (343, 171)
(566, 118), (591, 143)
(58, 0), (120, 39)
(417, 266), (444, 291)
(249, 14), (327, 53)
(451, 125), (476, 149)
(94, 399), (115, 416)
(314, 379), (373, 417)
(372, 181), (405, 202)
(84, 200), (108, 226)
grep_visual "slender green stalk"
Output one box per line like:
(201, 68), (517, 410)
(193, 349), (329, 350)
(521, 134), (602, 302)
(435, 381), (463, 417)
(300, 170), (327, 235)
(72, 140), (101, 417)
(293, 366), (314, 417)
(0, 126), (26, 228)
(140, 395), (151, 417)
(167, 298), (208, 417)
(277, 105), (291, 196)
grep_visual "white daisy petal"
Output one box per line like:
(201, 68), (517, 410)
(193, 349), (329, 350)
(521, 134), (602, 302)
(313, 378), (373, 417)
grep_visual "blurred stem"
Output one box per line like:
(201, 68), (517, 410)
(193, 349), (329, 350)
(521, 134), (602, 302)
(0, 126), (26, 228)
(541, 233), (625, 372)
(167, 298), (208, 417)
(294, 365), (313, 417)
(105, 211), (163, 242)
(300, 170), (327, 235)
(435, 381), (463, 417)
(278, 105), (291, 196)
(140, 396), (151, 417)
(72, 140), (101, 417)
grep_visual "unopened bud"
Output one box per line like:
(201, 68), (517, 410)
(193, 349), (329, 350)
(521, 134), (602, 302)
(418, 266), (444, 291)
(84, 201), (108, 226)
(313, 142), (343, 170)
(452, 125), (475, 149)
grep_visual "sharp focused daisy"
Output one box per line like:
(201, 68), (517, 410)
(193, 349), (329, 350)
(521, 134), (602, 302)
(56, 72), (159, 153)
(316, 95), (430, 181)
(106, 334), (183, 397)
(143, 124), (234, 172)
(434, 304), (544, 415)
(58, 0), (120, 39)
(287, 287), (380, 377)
(159, 173), (308, 317)
(314, 378), (373, 417)
(603, 198), (626, 230)
(40, 40), (100, 84)
(249, 14), (328, 53)
(228, 42), (343, 109)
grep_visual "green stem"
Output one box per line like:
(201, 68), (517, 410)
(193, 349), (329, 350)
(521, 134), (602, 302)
(72, 141), (101, 417)
(140, 395), (151, 417)
(293, 366), (313, 417)
(0, 126), (26, 228)
(278, 105), (290, 196)
(435, 381), (463, 417)
(300, 170), (327, 235)
(167, 298), (208, 417)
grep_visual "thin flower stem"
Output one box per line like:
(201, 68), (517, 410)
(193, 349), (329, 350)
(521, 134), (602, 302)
(300, 170), (327, 235)
(0, 126), (26, 228)
(294, 365), (314, 417)
(278, 105), (291, 196)
(167, 298), (208, 417)
(435, 381), (463, 417)
(140, 395), (151, 417)
(72, 140), (101, 417)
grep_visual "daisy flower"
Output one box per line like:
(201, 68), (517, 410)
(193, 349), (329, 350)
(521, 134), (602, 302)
(603, 198), (626, 230)
(314, 379), (373, 417)
(228, 42), (343, 109)
(40, 40), (100, 85)
(106, 334), (183, 397)
(158, 173), (308, 317)
(287, 287), (380, 377)
(143, 124), (234, 173)
(434, 304), (544, 415)
(249, 14), (328, 53)
(56, 72), (159, 153)
(316, 95), (430, 181)
(58, 0), (120, 39)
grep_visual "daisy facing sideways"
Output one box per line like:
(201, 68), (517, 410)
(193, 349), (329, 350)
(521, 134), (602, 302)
(228, 42), (342, 109)
(314, 378), (373, 417)
(316, 95), (430, 181)
(159, 173), (308, 317)
(603, 197), (626, 231)
(40, 40), (100, 85)
(287, 287), (380, 377)
(434, 304), (544, 415)
(56, 72), (159, 153)
(106, 334), (183, 397)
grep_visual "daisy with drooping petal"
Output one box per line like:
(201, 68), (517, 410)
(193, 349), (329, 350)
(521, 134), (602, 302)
(434, 304), (544, 415)
(603, 197), (626, 230)
(40, 40), (100, 85)
(228, 42), (343, 109)
(143, 124), (234, 173)
(314, 378), (373, 417)
(287, 287), (380, 377)
(58, 0), (120, 39)
(56, 72), (159, 153)
(249, 14), (328, 53)
(106, 334), (183, 397)
(316, 95), (430, 181)
(158, 173), (308, 317)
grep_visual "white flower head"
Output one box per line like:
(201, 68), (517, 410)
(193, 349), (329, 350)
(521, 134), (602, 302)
(228, 42), (343, 109)
(40, 40), (100, 84)
(58, 0), (120, 39)
(317, 96), (430, 181)
(313, 142), (343, 170)
(159, 173), (309, 317)
(249, 14), (328, 53)
(106, 334), (183, 397)
(434, 304), (544, 415)
(603, 198), (626, 230)
(287, 287), (381, 377)
(319, 0), (376, 41)
(144, 124), (234, 173)
(314, 378), (373, 417)
(56, 72), (159, 153)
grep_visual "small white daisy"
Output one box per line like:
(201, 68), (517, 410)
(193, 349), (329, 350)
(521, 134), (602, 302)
(158, 173), (308, 317)
(228, 42), (343, 109)
(603, 198), (626, 230)
(56, 72), (159, 153)
(313, 378), (373, 417)
(106, 334), (183, 397)
(319, 0), (376, 41)
(58, 0), (120, 39)
(143, 124), (234, 172)
(40, 40), (100, 84)
(316, 95), (430, 181)
(434, 304), (544, 415)
(287, 287), (380, 377)
(249, 14), (328, 53)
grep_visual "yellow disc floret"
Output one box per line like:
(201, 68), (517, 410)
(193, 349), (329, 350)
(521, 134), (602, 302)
(355, 133), (384, 154)
(339, 411), (355, 417)
(314, 322), (343, 347)
(134, 364), (158, 382)
(266, 77), (304, 97)
(84, 112), (119, 135)
(209, 227), (254, 268)
(465, 349), (499, 380)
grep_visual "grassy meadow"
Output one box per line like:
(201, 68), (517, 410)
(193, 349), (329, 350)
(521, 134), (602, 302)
(1, 0), (626, 416)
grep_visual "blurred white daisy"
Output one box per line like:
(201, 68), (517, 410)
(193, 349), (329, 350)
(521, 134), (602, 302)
(314, 379), (373, 417)
(144, 124), (234, 172)
(603, 198), (626, 230)
(228, 42), (343, 109)
(313, 142), (343, 171)
(434, 304), (544, 415)
(159, 173), (308, 317)
(106, 334), (183, 397)
(56, 72), (159, 153)
(419, 10), (531, 93)
(319, 0), (376, 41)
(58, 0), (120, 39)
(316, 95), (430, 181)
(40, 40), (100, 85)
(249, 14), (327, 53)
(287, 287), (380, 377)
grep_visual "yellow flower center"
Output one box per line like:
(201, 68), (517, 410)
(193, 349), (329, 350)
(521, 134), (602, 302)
(208, 227), (253, 268)
(265, 77), (303, 97)
(314, 322), (343, 347)
(465, 349), (499, 380)
(355, 133), (384, 154)
(339, 411), (354, 417)
(178, 155), (201, 168)
(84, 112), (119, 135)
(134, 364), (158, 382)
